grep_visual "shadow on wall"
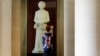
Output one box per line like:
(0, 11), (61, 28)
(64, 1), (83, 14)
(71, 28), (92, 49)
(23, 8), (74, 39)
(21, 0), (27, 56)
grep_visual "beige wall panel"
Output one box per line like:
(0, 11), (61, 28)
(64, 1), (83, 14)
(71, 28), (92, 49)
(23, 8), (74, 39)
(0, 0), (12, 56)
(64, 0), (74, 56)
(0, 0), (1, 55)
(12, 0), (21, 56)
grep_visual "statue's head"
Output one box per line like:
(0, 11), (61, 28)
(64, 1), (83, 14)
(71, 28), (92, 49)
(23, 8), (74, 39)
(38, 1), (46, 9)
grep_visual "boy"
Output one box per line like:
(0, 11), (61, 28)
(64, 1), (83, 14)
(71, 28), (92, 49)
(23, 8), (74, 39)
(42, 25), (53, 56)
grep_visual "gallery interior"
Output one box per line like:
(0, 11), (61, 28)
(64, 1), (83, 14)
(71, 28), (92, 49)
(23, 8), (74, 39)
(0, 0), (100, 56)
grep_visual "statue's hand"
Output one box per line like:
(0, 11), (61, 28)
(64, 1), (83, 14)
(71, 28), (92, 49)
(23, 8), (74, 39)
(34, 23), (38, 29)
(40, 24), (47, 30)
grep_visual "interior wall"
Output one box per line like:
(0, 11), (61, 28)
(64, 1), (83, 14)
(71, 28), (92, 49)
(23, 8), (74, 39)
(64, 0), (74, 56)
(96, 1), (100, 56)
(12, 0), (21, 56)
(21, 0), (27, 56)
(0, 0), (12, 56)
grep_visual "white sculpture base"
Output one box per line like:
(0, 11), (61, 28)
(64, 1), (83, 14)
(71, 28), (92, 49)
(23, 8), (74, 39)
(32, 49), (44, 53)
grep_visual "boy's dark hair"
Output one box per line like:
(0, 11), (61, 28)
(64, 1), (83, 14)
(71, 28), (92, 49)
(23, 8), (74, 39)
(46, 25), (51, 32)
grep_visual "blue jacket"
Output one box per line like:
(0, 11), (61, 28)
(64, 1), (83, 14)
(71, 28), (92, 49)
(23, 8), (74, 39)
(42, 32), (52, 50)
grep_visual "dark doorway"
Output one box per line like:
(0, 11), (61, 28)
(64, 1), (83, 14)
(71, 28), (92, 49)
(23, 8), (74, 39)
(27, 0), (57, 56)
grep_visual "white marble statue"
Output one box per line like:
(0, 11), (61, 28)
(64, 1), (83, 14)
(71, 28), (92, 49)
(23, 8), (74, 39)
(32, 1), (50, 53)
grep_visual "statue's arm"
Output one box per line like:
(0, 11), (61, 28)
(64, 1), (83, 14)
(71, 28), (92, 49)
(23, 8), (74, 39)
(33, 12), (38, 29)
(34, 11), (39, 23)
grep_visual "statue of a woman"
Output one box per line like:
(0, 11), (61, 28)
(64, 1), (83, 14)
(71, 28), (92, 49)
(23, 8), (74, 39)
(32, 1), (50, 53)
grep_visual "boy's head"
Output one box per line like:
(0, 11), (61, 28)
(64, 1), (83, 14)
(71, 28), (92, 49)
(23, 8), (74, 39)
(46, 25), (51, 32)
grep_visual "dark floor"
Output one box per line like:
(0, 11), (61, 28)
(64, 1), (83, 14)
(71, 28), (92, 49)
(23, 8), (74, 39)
(27, 53), (55, 56)
(27, 53), (44, 56)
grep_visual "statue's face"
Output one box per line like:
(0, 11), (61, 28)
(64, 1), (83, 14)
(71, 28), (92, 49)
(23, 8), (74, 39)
(38, 1), (46, 9)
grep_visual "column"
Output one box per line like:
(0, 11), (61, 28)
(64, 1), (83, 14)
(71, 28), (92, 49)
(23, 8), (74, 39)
(0, 0), (12, 56)
(75, 0), (97, 56)
(64, 0), (74, 56)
